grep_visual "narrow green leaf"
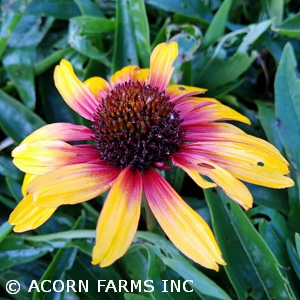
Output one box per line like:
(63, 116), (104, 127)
(112, 0), (138, 72)
(286, 240), (300, 280)
(129, 0), (151, 68)
(201, 0), (232, 49)
(0, 89), (46, 143)
(0, 222), (13, 245)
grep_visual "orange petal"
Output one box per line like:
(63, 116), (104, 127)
(28, 163), (120, 207)
(12, 141), (99, 175)
(142, 168), (226, 271)
(148, 42), (178, 91)
(9, 194), (56, 232)
(166, 85), (207, 103)
(92, 167), (142, 267)
(110, 66), (140, 88)
(54, 59), (100, 120)
(84, 76), (111, 100)
(181, 103), (251, 126)
(20, 123), (93, 144)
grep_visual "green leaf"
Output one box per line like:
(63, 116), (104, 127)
(201, 0), (232, 49)
(3, 0), (81, 19)
(259, 0), (283, 26)
(0, 237), (53, 270)
(128, 0), (151, 68)
(32, 214), (85, 300)
(0, 11), (21, 58)
(256, 101), (284, 154)
(135, 231), (231, 300)
(273, 10), (300, 39)
(0, 89), (46, 143)
(73, 0), (105, 17)
(205, 189), (297, 300)
(112, 0), (138, 72)
(145, 0), (212, 26)
(274, 43), (300, 230)
(68, 16), (113, 65)
(194, 50), (256, 91)
(2, 48), (36, 108)
(0, 155), (23, 181)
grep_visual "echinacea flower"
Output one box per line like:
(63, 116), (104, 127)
(9, 42), (293, 271)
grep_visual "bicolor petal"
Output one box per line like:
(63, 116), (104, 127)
(92, 167), (142, 267)
(142, 168), (226, 271)
(9, 194), (56, 232)
(12, 141), (99, 175)
(28, 164), (120, 207)
(174, 153), (253, 210)
(148, 42), (178, 91)
(181, 137), (293, 188)
(171, 156), (216, 189)
(21, 123), (93, 144)
(54, 59), (100, 120)
(181, 103), (251, 126)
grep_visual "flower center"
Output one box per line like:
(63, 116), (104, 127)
(92, 80), (182, 171)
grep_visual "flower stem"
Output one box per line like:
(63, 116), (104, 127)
(144, 199), (156, 232)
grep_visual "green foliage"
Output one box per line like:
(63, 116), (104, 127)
(0, 0), (300, 299)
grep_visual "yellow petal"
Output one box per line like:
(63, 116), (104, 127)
(132, 68), (149, 84)
(54, 59), (100, 120)
(12, 141), (99, 175)
(20, 123), (93, 144)
(21, 173), (38, 196)
(142, 168), (226, 271)
(110, 66), (140, 88)
(148, 42), (178, 91)
(84, 76), (111, 99)
(92, 167), (142, 267)
(29, 164), (120, 207)
(166, 85), (207, 103)
(9, 194), (56, 232)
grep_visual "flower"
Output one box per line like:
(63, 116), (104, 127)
(9, 42), (293, 271)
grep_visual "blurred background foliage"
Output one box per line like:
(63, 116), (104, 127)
(1, 0), (300, 299)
